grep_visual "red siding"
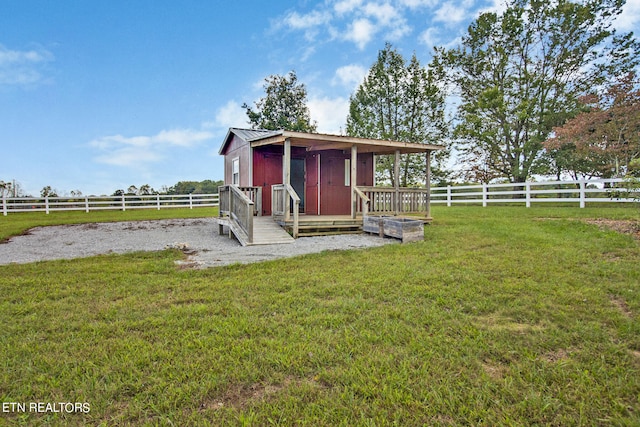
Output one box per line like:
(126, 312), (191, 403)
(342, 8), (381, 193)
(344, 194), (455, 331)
(253, 146), (283, 216)
(357, 153), (374, 186)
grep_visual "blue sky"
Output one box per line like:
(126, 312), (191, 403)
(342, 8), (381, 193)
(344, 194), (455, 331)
(2, 0), (638, 196)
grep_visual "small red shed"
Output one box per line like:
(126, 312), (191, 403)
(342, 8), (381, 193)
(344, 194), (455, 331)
(218, 128), (443, 220)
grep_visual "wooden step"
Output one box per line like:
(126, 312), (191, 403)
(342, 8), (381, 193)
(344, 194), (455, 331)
(216, 216), (294, 246)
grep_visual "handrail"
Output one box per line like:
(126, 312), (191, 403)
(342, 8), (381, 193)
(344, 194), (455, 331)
(236, 186), (262, 216)
(354, 186), (370, 217)
(219, 184), (254, 244)
(272, 184), (300, 238)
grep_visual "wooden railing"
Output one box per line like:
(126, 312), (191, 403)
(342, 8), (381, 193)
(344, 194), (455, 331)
(237, 186), (262, 216)
(357, 186), (430, 215)
(354, 186), (370, 217)
(272, 184), (300, 238)
(218, 185), (256, 244)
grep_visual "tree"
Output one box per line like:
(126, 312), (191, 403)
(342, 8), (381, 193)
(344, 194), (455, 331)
(40, 186), (58, 198)
(243, 71), (317, 132)
(138, 184), (154, 195)
(166, 180), (223, 194)
(544, 72), (640, 178)
(439, 0), (639, 183)
(346, 44), (450, 186)
(0, 181), (14, 197)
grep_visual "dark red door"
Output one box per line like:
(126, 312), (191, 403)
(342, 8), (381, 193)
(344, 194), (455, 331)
(320, 152), (350, 215)
(253, 150), (282, 216)
(305, 154), (319, 215)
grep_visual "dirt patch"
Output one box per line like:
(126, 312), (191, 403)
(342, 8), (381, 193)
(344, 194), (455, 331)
(482, 361), (508, 380)
(584, 219), (640, 240)
(473, 314), (546, 334)
(202, 376), (324, 411)
(610, 295), (633, 318)
(541, 349), (571, 363)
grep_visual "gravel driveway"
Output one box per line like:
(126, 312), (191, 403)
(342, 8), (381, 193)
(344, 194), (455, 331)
(0, 218), (395, 268)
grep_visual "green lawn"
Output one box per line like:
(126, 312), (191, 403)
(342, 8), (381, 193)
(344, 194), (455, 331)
(0, 206), (638, 426)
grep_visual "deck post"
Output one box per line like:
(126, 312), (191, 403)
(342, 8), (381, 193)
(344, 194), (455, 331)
(351, 145), (357, 219)
(283, 138), (291, 221)
(425, 150), (432, 220)
(394, 149), (400, 215)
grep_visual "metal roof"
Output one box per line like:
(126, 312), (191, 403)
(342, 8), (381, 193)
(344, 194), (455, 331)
(219, 127), (445, 155)
(218, 128), (283, 155)
(229, 128), (282, 141)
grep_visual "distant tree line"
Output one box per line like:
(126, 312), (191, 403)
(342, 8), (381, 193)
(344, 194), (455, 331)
(111, 180), (224, 196)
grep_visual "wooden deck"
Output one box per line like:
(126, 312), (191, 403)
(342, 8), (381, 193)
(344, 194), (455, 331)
(219, 214), (431, 245)
(278, 215), (363, 236)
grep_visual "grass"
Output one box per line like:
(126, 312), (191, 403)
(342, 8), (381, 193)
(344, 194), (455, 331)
(0, 206), (639, 425)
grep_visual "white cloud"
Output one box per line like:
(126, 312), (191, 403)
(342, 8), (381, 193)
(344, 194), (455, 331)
(362, 3), (412, 40)
(154, 129), (213, 147)
(276, 0), (422, 51)
(283, 10), (332, 29)
(616, 0), (640, 32)
(93, 146), (163, 167)
(419, 27), (440, 48)
(0, 44), (54, 86)
(345, 18), (377, 49)
(434, 1), (470, 25)
(476, 0), (509, 16)
(308, 96), (350, 135)
(362, 3), (398, 25)
(90, 128), (213, 167)
(333, 64), (367, 90)
(398, 0), (440, 9)
(209, 100), (248, 129)
(334, 0), (363, 16)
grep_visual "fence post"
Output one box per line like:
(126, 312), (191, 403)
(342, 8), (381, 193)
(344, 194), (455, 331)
(45, 196), (50, 214)
(189, 194), (193, 209)
(2, 194), (6, 216)
(157, 194), (161, 210)
(447, 185), (451, 207)
(482, 184), (487, 207)
(579, 180), (586, 208)
(85, 196), (89, 213)
(525, 182), (531, 208)
(122, 194), (126, 211)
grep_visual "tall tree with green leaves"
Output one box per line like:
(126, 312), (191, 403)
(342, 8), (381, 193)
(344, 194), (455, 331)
(346, 44), (449, 186)
(438, 0), (639, 183)
(243, 71), (317, 132)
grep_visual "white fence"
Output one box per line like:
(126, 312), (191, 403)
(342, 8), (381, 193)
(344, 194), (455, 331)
(1, 193), (219, 216)
(431, 178), (638, 208)
(1, 179), (638, 216)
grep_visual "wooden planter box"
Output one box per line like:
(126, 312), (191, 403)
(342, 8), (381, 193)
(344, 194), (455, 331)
(382, 217), (424, 243)
(363, 215), (388, 236)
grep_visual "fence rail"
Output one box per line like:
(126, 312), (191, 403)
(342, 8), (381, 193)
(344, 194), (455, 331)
(431, 178), (638, 208)
(1, 193), (219, 216)
(2, 178), (638, 216)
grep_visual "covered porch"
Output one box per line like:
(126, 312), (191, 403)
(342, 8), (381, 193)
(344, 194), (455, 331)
(218, 130), (443, 245)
